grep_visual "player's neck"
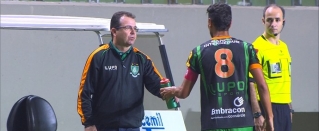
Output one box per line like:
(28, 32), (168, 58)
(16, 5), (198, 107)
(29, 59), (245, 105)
(263, 32), (280, 45)
(212, 31), (230, 39)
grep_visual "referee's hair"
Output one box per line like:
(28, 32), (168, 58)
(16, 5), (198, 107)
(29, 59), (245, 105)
(263, 4), (285, 18)
(206, 3), (232, 31)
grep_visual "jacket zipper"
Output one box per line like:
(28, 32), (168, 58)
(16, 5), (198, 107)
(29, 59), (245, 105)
(119, 60), (125, 126)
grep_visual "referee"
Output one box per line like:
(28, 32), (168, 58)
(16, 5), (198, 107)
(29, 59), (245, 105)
(249, 4), (293, 131)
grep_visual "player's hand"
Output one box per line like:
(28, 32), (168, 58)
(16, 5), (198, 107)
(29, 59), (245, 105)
(264, 119), (274, 131)
(160, 87), (176, 100)
(254, 115), (265, 131)
(85, 125), (97, 131)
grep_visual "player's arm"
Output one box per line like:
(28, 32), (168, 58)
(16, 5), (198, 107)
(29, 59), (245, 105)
(250, 68), (273, 119)
(175, 68), (198, 98)
(248, 45), (263, 115)
(248, 75), (262, 114)
(160, 49), (199, 99)
(248, 75), (263, 119)
(174, 79), (196, 99)
(248, 44), (273, 131)
(249, 77), (265, 131)
(249, 82), (261, 113)
(160, 68), (198, 99)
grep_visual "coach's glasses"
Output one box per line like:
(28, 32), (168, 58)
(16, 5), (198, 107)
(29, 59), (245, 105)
(117, 25), (139, 32)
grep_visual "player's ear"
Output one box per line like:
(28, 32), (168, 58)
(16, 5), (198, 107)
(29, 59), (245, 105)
(208, 18), (212, 28)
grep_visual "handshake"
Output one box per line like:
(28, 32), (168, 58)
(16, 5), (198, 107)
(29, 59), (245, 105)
(160, 78), (180, 109)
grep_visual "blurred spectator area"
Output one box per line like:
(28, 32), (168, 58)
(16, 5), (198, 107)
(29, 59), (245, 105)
(15, 0), (319, 6)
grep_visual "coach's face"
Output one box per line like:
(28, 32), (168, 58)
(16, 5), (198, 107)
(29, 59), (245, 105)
(115, 16), (137, 47)
(262, 7), (285, 36)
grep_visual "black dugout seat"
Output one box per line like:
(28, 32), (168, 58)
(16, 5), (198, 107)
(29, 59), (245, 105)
(7, 95), (57, 131)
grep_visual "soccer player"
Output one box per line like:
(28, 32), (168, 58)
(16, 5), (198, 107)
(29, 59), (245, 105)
(249, 4), (293, 131)
(160, 3), (274, 131)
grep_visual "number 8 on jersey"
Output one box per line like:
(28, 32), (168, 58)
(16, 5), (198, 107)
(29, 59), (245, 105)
(214, 48), (235, 78)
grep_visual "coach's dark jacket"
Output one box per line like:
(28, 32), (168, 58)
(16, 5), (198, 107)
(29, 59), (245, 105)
(77, 42), (162, 128)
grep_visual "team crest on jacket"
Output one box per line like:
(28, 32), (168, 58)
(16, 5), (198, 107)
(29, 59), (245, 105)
(130, 63), (140, 78)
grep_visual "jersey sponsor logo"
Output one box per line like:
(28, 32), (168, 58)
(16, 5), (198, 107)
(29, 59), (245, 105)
(209, 81), (245, 96)
(211, 107), (245, 116)
(204, 39), (240, 47)
(141, 113), (165, 131)
(104, 65), (117, 71)
(211, 96), (246, 119)
(233, 96), (244, 107)
(130, 63), (140, 78)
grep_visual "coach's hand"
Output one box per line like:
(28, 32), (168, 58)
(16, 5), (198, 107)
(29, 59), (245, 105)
(85, 125), (97, 131)
(254, 115), (265, 131)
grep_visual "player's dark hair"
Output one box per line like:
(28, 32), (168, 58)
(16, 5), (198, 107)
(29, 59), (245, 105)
(110, 11), (136, 38)
(263, 4), (285, 18)
(206, 3), (232, 31)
